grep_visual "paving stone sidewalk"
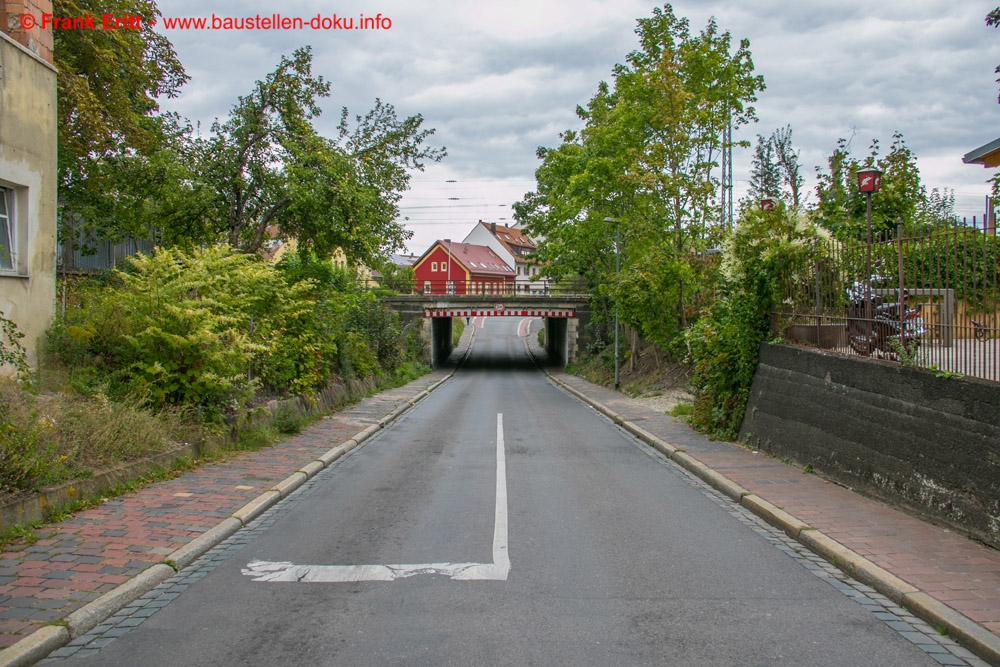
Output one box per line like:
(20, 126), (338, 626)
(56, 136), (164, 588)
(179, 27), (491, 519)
(0, 368), (451, 650)
(551, 371), (1000, 643)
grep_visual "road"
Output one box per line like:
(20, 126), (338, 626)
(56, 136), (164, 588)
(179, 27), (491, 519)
(47, 318), (948, 666)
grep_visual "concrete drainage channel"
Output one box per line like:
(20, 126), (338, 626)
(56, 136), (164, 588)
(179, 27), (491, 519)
(0, 368), (462, 667)
(542, 371), (1000, 667)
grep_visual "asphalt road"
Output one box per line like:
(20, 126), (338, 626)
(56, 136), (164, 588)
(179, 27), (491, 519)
(50, 318), (945, 666)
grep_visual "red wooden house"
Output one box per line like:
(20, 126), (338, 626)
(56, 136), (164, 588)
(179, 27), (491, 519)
(412, 241), (515, 295)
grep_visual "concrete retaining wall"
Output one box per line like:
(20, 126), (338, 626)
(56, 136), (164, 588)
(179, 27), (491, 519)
(739, 343), (1000, 549)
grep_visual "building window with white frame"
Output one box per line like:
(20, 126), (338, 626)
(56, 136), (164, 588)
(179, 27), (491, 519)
(0, 187), (14, 272)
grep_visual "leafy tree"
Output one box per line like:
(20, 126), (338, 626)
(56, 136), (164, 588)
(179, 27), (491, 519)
(374, 261), (415, 294)
(919, 188), (957, 228)
(813, 133), (935, 238)
(747, 126), (803, 208)
(518, 5), (763, 347)
(197, 48), (445, 262)
(197, 47), (330, 253)
(747, 133), (782, 203)
(988, 7), (1000, 102)
(771, 125), (804, 207)
(618, 7), (763, 254)
(54, 0), (188, 246)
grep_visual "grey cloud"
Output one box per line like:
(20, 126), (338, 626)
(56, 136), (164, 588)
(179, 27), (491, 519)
(152, 0), (1000, 239)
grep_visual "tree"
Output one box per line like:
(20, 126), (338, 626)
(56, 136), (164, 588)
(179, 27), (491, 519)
(197, 47), (331, 253)
(988, 7), (1000, 102)
(197, 48), (445, 262)
(747, 134), (782, 203)
(54, 0), (188, 246)
(747, 126), (803, 208)
(771, 125), (804, 207)
(517, 5), (763, 348)
(813, 133), (932, 238)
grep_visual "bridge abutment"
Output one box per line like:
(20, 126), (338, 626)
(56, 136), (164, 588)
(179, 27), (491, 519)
(384, 295), (591, 369)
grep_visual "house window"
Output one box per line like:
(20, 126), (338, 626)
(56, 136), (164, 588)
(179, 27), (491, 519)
(423, 281), (431, 294)
(431, 261), (438, 272)
(0, 187), (15, 272)
(446, 280), (454, 295)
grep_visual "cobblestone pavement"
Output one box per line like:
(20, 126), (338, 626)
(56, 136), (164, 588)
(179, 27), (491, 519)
(0, 368), (451, 649)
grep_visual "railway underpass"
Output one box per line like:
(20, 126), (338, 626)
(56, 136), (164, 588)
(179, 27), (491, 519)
(383, 295), (592, 368)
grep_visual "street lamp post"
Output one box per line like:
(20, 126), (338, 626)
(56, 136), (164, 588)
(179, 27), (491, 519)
(603, 217), (620, 390)
(856, 167), (882, 350)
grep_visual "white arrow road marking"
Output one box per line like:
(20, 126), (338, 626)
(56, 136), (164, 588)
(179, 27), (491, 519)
(242, 413), (510, 583)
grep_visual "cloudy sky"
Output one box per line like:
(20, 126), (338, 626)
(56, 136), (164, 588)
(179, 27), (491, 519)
(153, 0), (1000, 255)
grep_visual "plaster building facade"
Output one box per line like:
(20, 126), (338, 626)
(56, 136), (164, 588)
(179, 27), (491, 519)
(463, 221), (546, 293)
(0, 0), (58, 369)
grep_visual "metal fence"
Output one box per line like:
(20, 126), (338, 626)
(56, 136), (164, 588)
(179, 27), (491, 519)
(393, 277), (589, 297)
(776, 225), (999, 383)
(57, 236), (154, 274)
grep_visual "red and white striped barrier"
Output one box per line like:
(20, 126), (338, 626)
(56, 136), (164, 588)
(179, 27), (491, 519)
(423, 309), (575, 318)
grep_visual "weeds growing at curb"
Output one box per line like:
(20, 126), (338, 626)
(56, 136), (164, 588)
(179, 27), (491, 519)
(0, 460), (195, 552)
(0, 524), (40, 549)
(668, 402), (694, 419)
(273, 403), (304, 435)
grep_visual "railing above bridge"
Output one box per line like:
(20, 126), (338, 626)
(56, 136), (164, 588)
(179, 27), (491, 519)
(384, 278), (590, 298)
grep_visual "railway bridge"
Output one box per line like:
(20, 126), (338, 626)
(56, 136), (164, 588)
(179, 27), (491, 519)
(383, 294), (592, 367)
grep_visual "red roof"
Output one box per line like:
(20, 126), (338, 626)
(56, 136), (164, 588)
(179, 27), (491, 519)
(481, 222), (536, 252)
(437, 241), (514, 276)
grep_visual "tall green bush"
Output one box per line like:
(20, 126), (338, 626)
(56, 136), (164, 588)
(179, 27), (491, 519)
(49, 245), (423, 420)
(687, 205), (820, 439)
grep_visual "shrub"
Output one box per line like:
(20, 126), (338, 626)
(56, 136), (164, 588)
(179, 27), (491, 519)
(687, 206), (820, 439)
(0, 310), (29, 379)
(0, 416), (52, 494)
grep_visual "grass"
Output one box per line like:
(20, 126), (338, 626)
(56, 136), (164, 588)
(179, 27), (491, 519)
(0, 375), (201, 495)
(0, 355), (431, 511)
(668, 402), (694, 419)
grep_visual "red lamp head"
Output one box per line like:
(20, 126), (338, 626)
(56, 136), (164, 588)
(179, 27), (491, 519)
(856, 167), (882, 194)
(760, 198), (776, 211)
